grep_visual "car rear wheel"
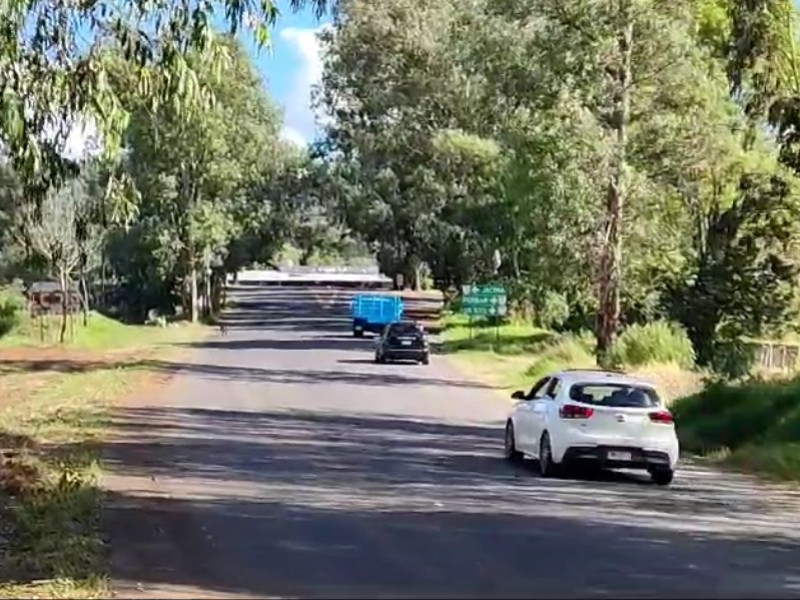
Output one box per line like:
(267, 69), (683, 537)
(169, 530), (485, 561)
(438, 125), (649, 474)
(538, 432), (558, 478)
(504, 422), (523, 462)
(354, 329), (364, 338)
(649, 467), (674, 486)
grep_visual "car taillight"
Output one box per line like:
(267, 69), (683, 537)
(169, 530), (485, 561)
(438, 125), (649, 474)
(560, 404), (594, 419)
(649, 410), (674, 424)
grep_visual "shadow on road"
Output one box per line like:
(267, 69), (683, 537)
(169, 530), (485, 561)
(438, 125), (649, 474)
(0, 357), (489, 389)
(185, 336), (368, 352)
(106, 493), (800, 599)
(102, 406), (800, 599)
(106, 407), (512, 488)
(336, 358), (429, 366)
(143, 360), (489, 389)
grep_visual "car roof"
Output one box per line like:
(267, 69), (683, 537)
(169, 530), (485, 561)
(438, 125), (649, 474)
(553, 369), (656, 388)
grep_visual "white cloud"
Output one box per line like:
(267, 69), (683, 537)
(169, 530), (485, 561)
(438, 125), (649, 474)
(40, 113), (102, 161)
(61, 116), (101, 161)
(280, 125), (307, 148)
(279, 24), (332, 145)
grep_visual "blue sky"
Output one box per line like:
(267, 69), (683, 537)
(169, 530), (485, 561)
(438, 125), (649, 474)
(240, 3), (332, 146)
(61, 3), (331, 158)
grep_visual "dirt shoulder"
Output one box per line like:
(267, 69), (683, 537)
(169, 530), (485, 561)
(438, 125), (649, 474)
(0, 324), (208, 600)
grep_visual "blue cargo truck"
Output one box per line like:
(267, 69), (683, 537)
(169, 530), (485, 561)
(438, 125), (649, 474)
(351, 293), (404, 337)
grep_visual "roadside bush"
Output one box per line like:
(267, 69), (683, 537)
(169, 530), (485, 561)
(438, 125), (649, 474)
(536, 291), (570, 330)
(610, 321), (695, 369)
(727, 443), (800, 480)
(708, 338), (759, 381)
(672, 376), (800, 455)
(0, 287), (26, 337)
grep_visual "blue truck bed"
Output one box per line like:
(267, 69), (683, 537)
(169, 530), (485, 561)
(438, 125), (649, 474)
(351, 294), (404, 337)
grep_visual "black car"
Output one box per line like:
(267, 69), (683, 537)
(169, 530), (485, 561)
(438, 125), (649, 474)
(375, 321), (430, 365)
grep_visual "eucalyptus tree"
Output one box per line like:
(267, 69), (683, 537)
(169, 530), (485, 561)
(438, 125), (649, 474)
(0, 0), (330, 197)
(116, 37), (285, 321)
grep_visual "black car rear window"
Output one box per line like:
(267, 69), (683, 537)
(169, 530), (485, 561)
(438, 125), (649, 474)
(390, 323), (422, 336)
(569, 383), (661, 408)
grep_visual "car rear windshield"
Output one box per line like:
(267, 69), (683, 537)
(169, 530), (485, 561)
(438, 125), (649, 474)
(390, 323), (422, 336)
(568, 383), (661, 408)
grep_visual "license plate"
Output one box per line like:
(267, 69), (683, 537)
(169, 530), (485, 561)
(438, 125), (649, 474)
(607, 451), (631, 461)
(401, 340), (411, 346)
(355, 325), (362, 331)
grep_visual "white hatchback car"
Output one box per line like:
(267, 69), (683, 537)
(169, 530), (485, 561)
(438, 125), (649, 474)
(504, 369), (679, 485)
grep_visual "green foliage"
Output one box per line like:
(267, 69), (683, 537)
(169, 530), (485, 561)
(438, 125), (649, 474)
(727, 442), (800, 480)
(707, 338), (760, 381)
(0, 0), (328, 190)
(317, 0), (800, 364)
(666, 172), (800, 368)
(610, 322), (696, 369)
(102, 37), (290, 320)
(673, 375), (800, 479)
(675, 377), (800, 450)
(0, 286), (25, 336)
(536, 291), (570, 331)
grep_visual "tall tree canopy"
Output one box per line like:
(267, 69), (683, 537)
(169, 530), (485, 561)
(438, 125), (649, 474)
(0, 0), (330, 190)
(315, 0), (800, 367)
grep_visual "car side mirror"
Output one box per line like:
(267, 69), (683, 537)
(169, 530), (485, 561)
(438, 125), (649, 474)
(511, 390), (526, 400)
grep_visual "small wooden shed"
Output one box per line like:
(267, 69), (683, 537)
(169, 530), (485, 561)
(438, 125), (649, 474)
(25, 280), (81, 316)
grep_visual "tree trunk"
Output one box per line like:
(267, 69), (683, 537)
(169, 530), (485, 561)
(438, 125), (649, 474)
(79, 266), (89, 327)
(404, 255), (422, 292)
(183, 161), (199, 324)
(58, 269), (68, 344)
(100, 248), (107, 310)
(221, 274), (228, 310)
(189, 257), (198, 324)
(205, 269), (214, 317)
(596, 5), (633, 368)
(299, 248), (313, 266)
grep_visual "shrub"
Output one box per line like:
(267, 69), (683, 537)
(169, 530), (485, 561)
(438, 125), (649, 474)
(708, 338), (758, 381)
(728, 443), (800, 480)
(536, 291), (570, 330)
(0, 287), (26, 337)
(672, 376), (800, 452)
(610, 321), (695, 369)
(672, 376), (800, 480)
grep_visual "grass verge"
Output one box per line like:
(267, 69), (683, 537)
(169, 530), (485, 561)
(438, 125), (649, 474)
(439, 314), (704, 402)
(672, 377), (800, 482)
(0, 311), (198, 351)
(0, 320), (207, 599)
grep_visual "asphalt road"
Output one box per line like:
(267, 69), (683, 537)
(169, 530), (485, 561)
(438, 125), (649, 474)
(104, 286), (800, 599)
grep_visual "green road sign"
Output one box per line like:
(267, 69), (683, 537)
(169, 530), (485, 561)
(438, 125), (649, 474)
(462, 285), (505, 295)
(461, 284), (507, 317)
